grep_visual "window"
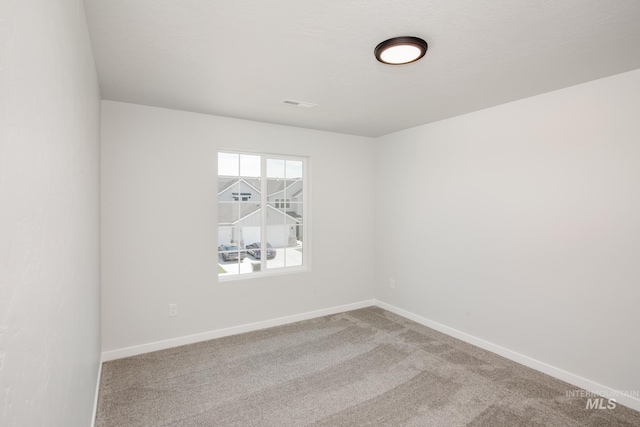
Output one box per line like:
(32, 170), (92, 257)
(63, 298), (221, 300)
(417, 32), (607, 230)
(275, 199), (290, 209)
(217, 151), (307, 279)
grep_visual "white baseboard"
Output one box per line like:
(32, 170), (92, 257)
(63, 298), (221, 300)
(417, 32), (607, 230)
(90, 353), (103, 427)
(101, 299), (376, 362)
(375, 300), (640, 413)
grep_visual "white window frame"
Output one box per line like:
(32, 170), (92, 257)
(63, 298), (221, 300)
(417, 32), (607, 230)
(217, 150), (309, 282)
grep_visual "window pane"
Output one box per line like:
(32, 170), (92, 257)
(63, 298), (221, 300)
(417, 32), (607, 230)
(267, 158), (285, 178)
(219, 180), (239, 202)
(243, 226), (262, 255)
(218, 152), (239, 176)
(286, 160), (303, 179)
(218, 259), (239, 276)
(218, 227), (243, 276)
(286, 246), (303, 268)
(266, 253), (282, 270)
(218, 176), (238, 196)
(267, 202), (302, 228)
(265, 230), (303, 270)
(243, 177), (261, 197)
(220, 201), (259, 224)
(218, 226), (234, 247)
(265, 213), (280, 237)
(240, 154), (260, 178)
(284, 178), (303, 201)
(219, 202), (241, 225)
(266, 225), (286, 270)
(287, 203), (303, 223)
(266, 177), (285, 204)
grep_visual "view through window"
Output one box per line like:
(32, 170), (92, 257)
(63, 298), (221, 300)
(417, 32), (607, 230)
(218, 152), (306, 278)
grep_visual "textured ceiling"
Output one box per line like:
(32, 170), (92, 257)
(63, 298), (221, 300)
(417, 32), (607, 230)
(84, 0), (640, 137)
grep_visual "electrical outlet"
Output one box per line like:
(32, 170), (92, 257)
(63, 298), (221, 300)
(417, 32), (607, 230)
(390, 279), (396, 289)
(168, 303), (178, 317)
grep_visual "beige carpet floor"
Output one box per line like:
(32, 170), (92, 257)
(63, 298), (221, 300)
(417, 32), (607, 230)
(95, 307), (640, 426)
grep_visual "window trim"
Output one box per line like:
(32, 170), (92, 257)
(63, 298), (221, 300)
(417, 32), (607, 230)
(218, 150), (309, 282)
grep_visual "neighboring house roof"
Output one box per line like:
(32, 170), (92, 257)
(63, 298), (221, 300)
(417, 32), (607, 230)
(218, 203), (260, 225)
(218, 177), (261, 195)
(266, 179), (300, 196)
(218, 177), (301, 197)
(218, 203), (301, 226)
(266, 204), (301, 223)
(286, 211), (302, 220)
(218, 177), (303, 225)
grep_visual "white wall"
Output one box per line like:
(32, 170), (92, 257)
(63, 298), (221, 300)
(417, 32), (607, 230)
(100, 101), (375, 352)
(0, 1), (101, 426)
(375, 69), (640, 399)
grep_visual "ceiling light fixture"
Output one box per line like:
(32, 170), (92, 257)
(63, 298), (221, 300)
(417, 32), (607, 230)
(374, 36), (428, 65)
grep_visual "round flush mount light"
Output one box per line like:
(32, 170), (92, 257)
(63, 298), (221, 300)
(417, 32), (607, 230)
(374, 36), (428, 65)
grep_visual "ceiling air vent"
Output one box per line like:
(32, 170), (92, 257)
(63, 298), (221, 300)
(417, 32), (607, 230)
(282, 99), (317, 108)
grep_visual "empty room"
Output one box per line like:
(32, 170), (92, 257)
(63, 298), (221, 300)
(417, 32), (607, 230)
(2, 0), (640, 426)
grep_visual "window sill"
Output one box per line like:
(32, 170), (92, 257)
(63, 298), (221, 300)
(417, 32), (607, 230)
(218, 266), (310, 283)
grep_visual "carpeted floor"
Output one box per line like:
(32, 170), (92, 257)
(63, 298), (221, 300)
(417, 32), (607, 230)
(95, 307), (640, 426)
